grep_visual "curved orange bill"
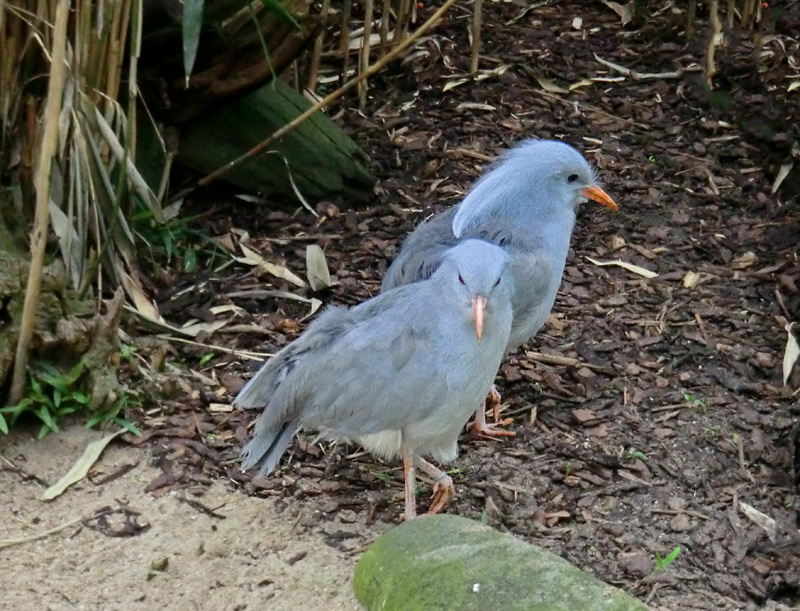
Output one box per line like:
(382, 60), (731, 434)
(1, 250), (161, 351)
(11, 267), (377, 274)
(472, 295), (487, 342)
(580, 185), (618, 211)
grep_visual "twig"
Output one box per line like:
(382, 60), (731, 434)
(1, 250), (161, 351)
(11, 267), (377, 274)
(9, 0), (70, 406)
(340, 0), (352, 87)
(175, 0), (461, 200)
(379, 0), (391, 57)
(705, 0), (721, 88)
(359, 0), (375, 110)
(307, 0), (331, 90)
(156, 334), (270, 360)
(470, 0), (484, 74)
(0, 516), (84, 550)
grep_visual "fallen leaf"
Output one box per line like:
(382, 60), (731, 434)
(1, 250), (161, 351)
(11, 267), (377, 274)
(739, 501), (777, 541)
(772, 162), (794, 194)
(586, 257), (658, 278)
(783, 322), (799, 386)
(180, 319), (228, 338)
(536, 77), (569, 94)
(42, 431), (124, 500)
(572, 16), (583, 29)
(443, 79), (469, 92)
(788, 81), (800, 92)
(237, 243), (306, 287)
(683, 271), (701, 289)
(306, 244), (332, 291)
(569, 79), (594, 91)
(730, 251), (757, 270)
(455, 102), (496, 112)
(601, 0), (633, 25)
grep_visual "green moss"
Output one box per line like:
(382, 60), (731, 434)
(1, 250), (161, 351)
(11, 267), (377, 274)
(354, 515), (649, 611)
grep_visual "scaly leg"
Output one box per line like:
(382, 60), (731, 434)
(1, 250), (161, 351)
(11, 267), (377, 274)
(415, 456), (455, 514)
(467, 385), (514, 437)
(402, 447), (417, 521)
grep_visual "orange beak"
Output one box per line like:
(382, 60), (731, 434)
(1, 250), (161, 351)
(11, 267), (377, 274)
(580, 185), (618, 211)
(472, 295), (487, 341)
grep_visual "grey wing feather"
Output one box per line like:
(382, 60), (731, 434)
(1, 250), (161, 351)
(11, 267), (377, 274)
(382, 207), (458, 291)
(233, 306), (353, 410)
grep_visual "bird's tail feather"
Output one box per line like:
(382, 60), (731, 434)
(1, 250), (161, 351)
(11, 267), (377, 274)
(241, 420), (298, 476)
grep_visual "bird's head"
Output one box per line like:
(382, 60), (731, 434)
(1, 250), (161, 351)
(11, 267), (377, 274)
(437, 239), (513, 342)
(452, 139), (617, 238)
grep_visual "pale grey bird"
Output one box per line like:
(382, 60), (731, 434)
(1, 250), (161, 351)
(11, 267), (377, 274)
(235, 239), (514, 519)
(382, 139), (618, 436)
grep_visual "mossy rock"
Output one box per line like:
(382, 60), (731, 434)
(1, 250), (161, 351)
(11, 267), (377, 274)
(354, 515), (650, 611)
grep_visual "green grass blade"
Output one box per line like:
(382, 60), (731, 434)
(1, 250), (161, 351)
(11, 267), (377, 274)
(182, 0), (205, 80)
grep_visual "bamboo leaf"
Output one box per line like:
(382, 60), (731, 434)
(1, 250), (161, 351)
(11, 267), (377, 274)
(783, 323), (799, 386)
(182, 0), (205, 83)
(306, 244), (332, 291)
(586, 257), (659, 279)
(41, 431), (124, 500)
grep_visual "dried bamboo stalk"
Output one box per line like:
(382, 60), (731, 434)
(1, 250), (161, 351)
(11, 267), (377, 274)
(393, 0), (409, 46)
(379, 0), (391, 57)
(470, 0), (484, 74)
(9, 0), (70, 405)
(686, 0), (696, 38)
(339, 0), (352, 86)
(359, 0), (375, 110)
(727, 0), (734, 28)
(306, 0), (331, 90)
(705, 0), (721, 88)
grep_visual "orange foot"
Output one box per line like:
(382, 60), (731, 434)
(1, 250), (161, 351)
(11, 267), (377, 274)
(426, 475), (455, 514)
(467, 386), (515, 437)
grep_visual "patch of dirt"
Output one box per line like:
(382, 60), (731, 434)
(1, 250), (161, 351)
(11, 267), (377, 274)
(6, 2), (800, 610)
(1, 425), (365, 610)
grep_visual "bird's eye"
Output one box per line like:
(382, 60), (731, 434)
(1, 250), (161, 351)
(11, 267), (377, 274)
(494, 278), (501, 287)
(458, 274), (465, 285)
(567, 174), (579, 183)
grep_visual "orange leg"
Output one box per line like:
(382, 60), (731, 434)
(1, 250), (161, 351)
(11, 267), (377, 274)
(467, 385), (514, 437)
(402, 447), (417, 521)
(415, 457), (455, 514)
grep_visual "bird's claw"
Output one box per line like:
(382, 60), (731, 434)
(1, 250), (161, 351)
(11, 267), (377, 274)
(426, 477), (455, 515)
(486, 385), (502, 422)
(469, 417), (516, 438)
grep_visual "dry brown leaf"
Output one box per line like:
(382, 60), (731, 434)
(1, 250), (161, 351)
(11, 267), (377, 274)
(237, 243), (306, 288)
(180, 320), (228, 338)
(601, 0), (633, 25)
(41, 431), (123, 500)
(772, 162), (794, 194)
(739, 501), (777, 541)
(569, 79), (594, 91)
(536, 77), (569, 94)
(585, 257), (658, 279)
(683, 271), (701, 289)
(730, 251), (757, 270)
(455, 102), (496, 112)
(306, 244), (332, 291)
(783, 322), (799, 386)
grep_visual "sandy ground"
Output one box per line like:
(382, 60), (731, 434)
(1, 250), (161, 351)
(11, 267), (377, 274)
(1, 425), (365, 611)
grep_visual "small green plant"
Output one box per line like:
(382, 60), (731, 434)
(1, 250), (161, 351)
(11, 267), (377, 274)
(684, 394), (707, 411)
(479, 508), (489, 525)
(0, 361), (91, 438)
(0, 360), (139, 437)
(627, 448), (649, 462)
(655, 546), (681, 570)
(85, 394), (141, 435)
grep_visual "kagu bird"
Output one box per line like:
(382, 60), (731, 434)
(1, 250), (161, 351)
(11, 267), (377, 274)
(382, 139), (618, 436)
(235, 239), (514, 519)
